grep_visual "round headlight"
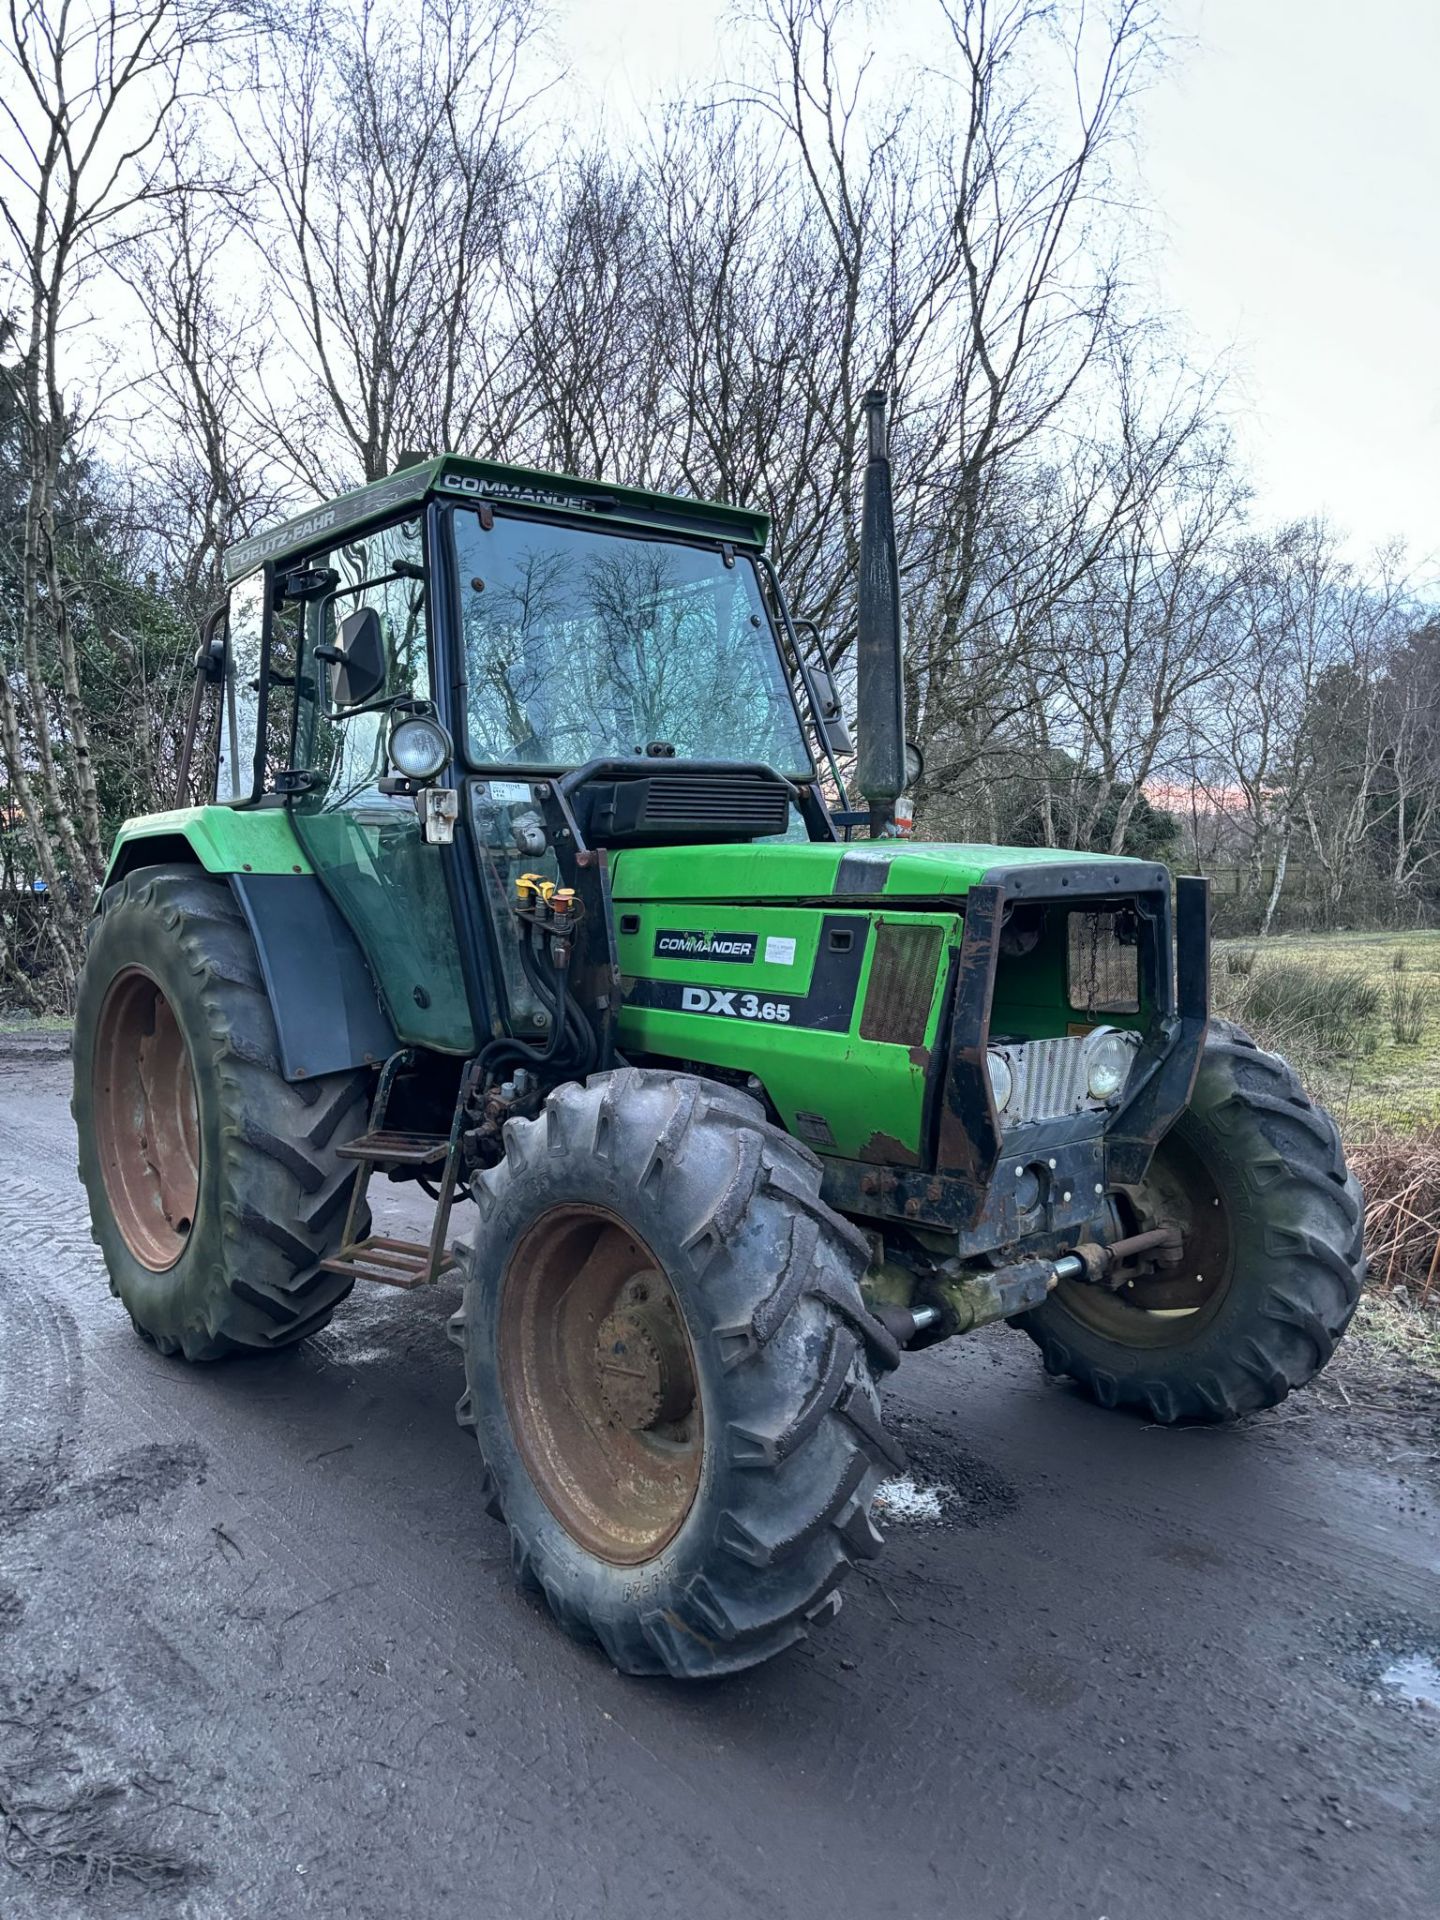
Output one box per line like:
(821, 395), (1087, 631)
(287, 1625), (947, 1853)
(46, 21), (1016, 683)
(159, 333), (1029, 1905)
(389, 715), (452, 781)
(987, 1047), (1013, 1112)
(1085, 1029), (1132, 1102)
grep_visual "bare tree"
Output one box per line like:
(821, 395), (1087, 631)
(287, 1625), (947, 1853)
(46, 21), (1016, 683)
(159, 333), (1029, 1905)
(236, 0), (545, 491)
(0, 0), (223, 995)
(1045, 366), (1244, 852)
(118, 166), (284, 617)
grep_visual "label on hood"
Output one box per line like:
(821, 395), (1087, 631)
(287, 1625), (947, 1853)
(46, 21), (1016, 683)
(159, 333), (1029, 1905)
(653, 929), (758, 964)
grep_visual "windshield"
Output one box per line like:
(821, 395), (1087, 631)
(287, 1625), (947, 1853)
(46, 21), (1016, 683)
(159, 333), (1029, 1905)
(453, 509), (811, 775)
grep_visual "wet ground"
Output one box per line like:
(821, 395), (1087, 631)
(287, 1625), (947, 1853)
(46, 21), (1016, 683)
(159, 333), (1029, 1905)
(1, 1054), (1437, 1919)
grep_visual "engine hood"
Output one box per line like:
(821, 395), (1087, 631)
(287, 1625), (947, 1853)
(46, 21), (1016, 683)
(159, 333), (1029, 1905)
(608, 840), (1167, 905)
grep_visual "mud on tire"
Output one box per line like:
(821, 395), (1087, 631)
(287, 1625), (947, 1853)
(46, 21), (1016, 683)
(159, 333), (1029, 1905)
(449, 1068), (904, 1679)
(1017, 1019), (1364, 1422)
(73, 865), (372, 1361)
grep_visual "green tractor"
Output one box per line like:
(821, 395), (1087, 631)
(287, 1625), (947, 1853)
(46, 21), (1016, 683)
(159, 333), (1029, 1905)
(73, 395), (1363, 1677)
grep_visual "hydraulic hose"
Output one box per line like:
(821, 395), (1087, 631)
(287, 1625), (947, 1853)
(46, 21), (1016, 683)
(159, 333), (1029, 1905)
(517, 919), (596, 1076)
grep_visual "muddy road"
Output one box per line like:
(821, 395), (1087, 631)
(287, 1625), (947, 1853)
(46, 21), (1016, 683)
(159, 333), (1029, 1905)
(1, 1051), (1436, 1919)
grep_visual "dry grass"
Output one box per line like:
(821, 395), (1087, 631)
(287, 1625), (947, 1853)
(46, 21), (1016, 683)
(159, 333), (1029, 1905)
(1346, 1121), (1440, 1307)
(1212, 933), (1440, 1376)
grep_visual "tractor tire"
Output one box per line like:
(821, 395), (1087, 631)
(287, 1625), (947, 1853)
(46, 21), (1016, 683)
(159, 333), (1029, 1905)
(73, 864), (372, 1361)
(449, 1067), (904, 1679)
(1016, 1019), (1364, 1423)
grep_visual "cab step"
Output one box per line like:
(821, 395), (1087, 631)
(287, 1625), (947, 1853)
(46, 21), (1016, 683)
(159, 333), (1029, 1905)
(328, 1051), (482, 1292)
(335, 1129), (450, 1166)
(319, 1233), (463, 1289)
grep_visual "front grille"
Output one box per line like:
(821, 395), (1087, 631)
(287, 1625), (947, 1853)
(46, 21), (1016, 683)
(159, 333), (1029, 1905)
(1067, 908), (1140, 1014)
(989, 1030), (1141, 1126)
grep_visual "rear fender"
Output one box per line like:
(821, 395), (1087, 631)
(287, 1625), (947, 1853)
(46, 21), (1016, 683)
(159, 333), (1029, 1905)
(103, 809), (396, 1082)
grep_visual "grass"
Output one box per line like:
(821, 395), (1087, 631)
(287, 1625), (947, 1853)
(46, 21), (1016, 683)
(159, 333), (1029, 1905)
(1213, 929), (1440, 1132)
(1213, 929), (1440, 1376)
(1347, 1292), (1440, 1375)
(1389, 975), (1429, 1045)
(0, 1013), (72, 1035)
(1223, 959), (1381, 1058)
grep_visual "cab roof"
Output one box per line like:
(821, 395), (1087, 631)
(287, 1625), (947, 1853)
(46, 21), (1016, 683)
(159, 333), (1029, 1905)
(221, 455), (769, 582)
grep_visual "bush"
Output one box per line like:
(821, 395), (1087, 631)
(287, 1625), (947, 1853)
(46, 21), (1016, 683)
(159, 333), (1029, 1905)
(1390, 976), (1429, 1045)
(1392, 948), (1409, 972)
(1224, 946), (1258, 977)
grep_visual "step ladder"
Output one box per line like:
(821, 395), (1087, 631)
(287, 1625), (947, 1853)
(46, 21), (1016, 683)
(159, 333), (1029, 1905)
(320, 1050), (476, 1289)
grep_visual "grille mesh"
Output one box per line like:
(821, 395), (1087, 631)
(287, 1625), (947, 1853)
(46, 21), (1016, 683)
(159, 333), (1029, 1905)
(860, 923), (943, 1046)
(641, 776), (788, 830)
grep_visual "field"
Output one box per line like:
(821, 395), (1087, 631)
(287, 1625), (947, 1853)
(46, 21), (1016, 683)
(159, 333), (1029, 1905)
(1214, 928), (1440, 1130)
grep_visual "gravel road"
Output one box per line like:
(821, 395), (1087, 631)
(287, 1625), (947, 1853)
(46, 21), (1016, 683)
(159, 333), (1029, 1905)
(1, 1052), (1436, 1920)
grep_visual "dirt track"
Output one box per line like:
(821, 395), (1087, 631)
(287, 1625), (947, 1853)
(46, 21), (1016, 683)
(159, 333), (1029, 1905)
(1, 1052), (1437, 1919)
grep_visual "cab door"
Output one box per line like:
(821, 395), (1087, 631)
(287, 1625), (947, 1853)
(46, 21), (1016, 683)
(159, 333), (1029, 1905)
(288, 515), (476, 1055)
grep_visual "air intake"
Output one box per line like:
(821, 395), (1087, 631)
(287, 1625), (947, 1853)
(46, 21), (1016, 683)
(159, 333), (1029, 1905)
(581, 771), (791, 846)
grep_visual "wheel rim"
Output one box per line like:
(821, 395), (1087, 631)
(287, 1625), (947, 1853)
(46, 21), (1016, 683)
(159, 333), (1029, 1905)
(92, 968), (201, 1272)
(497, 1206), (703, 1566)
(1056, 1129), (1234, 1348)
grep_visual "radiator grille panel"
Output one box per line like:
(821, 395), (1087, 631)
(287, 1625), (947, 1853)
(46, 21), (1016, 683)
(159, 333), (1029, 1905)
(860, 923), (943, 1046)
(642, 777), (788, 830)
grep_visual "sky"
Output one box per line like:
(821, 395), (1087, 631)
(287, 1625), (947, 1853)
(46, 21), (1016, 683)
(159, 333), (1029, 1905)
(556, 0), (1440, 573)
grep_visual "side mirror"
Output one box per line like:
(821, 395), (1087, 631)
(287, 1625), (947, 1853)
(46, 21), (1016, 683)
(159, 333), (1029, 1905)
(809, 664), (854, 756)
(325, 606), (387, 709)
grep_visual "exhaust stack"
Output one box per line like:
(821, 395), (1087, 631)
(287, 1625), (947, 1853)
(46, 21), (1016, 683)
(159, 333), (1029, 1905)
(855, 389), (907, 838)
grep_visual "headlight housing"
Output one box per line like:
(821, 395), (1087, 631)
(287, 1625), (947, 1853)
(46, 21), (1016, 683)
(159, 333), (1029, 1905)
(388, 714), (452, 782)
(1084, 1027), (1134, 1102)
(986, 1047), (1013, 1113)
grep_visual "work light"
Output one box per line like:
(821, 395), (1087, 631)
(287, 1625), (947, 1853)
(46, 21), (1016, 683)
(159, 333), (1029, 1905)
(389, 715), (452, 781)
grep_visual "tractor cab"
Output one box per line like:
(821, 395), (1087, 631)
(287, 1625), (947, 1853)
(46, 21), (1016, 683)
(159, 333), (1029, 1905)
(211, 455), (841, 1066)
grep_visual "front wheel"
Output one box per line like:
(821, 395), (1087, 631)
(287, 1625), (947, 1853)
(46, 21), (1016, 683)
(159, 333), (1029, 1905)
(449, 1069), (904, 1678)
(1017, 1021), (1364, 1422)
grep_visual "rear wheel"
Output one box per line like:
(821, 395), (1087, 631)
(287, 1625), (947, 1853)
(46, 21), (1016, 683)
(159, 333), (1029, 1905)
(73, 865), (373, 1360)
(450, 1068), (904, 1678)
(1017, 1021), (1364, 1422)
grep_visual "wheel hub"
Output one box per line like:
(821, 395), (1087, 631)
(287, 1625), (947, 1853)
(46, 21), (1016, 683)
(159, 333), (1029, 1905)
(595, 1282), (693, 1431)
(1057, 1131), (1232, 1346)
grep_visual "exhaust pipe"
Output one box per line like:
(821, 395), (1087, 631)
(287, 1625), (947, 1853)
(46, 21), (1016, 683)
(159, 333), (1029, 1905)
(855, 389), (907, 839)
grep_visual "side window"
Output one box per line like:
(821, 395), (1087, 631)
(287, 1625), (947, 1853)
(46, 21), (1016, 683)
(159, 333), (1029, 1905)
(216, 569), (267, 803)
(296, 520), (431, 800)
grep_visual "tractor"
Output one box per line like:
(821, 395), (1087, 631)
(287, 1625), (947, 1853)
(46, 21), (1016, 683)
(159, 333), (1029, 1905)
(72, 394), (1363, 1678)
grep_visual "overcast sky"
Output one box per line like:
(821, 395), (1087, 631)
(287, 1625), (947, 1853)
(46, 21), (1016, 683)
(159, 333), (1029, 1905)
(557, 0), (1440, 575)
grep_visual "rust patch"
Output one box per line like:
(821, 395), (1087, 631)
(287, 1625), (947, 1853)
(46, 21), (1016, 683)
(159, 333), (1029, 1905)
(908, 1043), (931, 1070)
(858, 1130), (922, 1168)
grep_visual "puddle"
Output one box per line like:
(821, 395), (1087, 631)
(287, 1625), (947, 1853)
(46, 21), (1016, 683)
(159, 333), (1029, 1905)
(872, 1475), (950, 1524)
(1379, 1653), (1440, 1710)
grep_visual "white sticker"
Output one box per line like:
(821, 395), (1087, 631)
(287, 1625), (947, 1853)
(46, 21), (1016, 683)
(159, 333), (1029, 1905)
(764, 935), (797, 967)
(489, 780), (532, 805)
